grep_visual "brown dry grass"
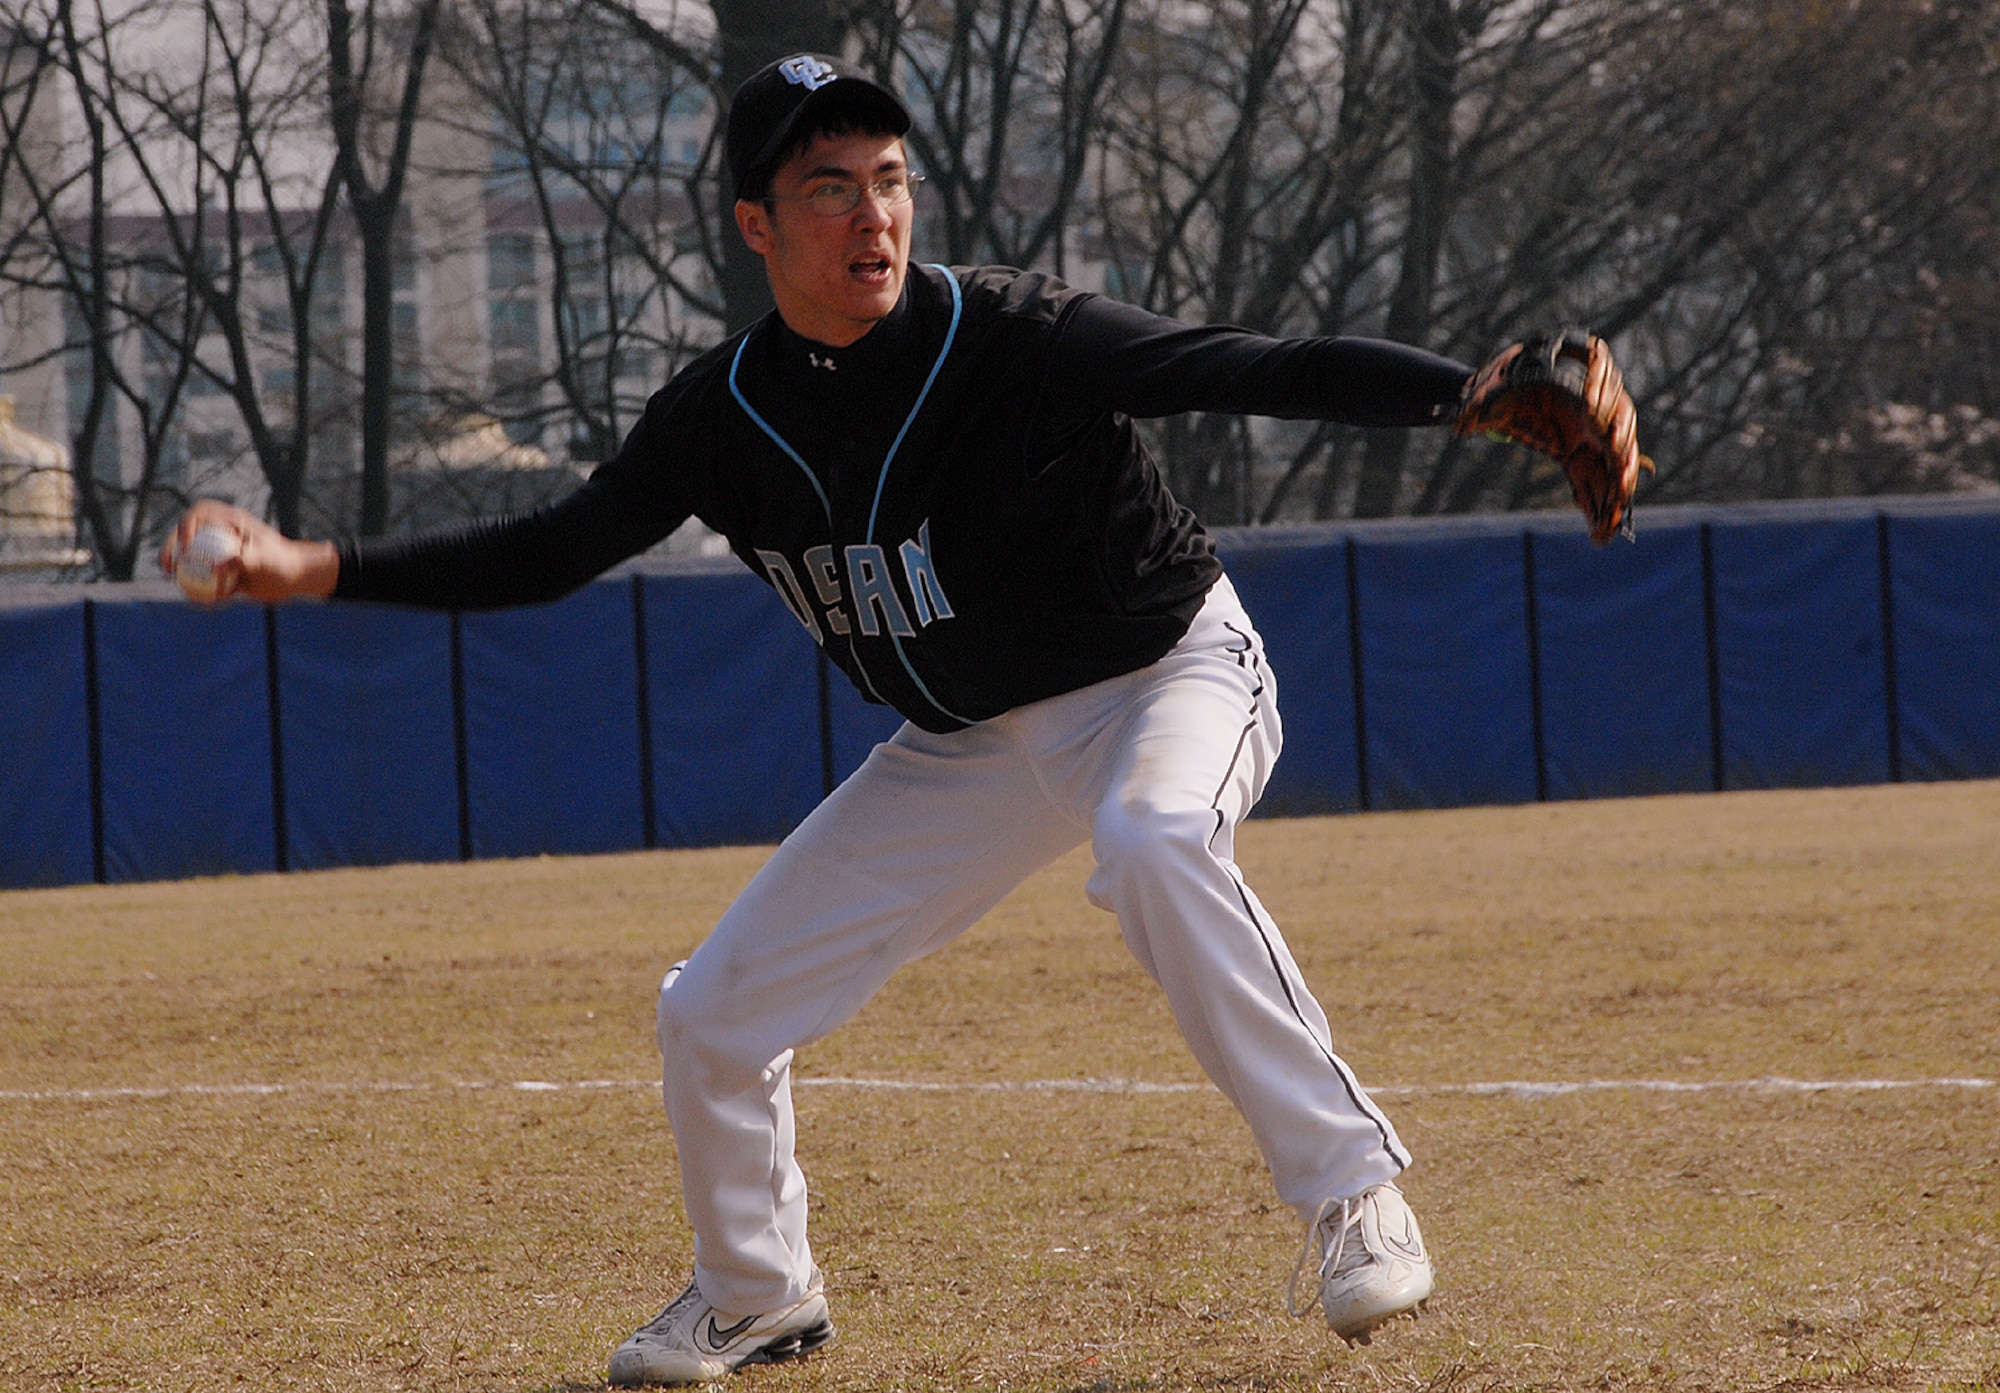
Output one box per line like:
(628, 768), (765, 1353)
(2, 781), (1997, 1391)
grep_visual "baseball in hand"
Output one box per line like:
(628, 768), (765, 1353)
(174, 525), (241, 604)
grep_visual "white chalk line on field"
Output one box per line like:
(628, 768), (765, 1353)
(0, 1075), (1991, 1104)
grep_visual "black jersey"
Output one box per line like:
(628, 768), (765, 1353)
(335, 264), (1471, 732)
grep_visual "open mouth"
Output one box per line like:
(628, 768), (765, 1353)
(849, 255), (893, 282)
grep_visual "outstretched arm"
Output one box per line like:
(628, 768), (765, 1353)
(1048, 294), (1474, 427)
(1043, 294), (1650, 540)
(158, 474), (675, 613)
(160, 382), (700, 611)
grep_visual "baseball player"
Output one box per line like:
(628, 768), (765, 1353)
(167, 52), (1642, 1388)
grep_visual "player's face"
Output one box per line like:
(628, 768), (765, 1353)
(735, 131), (913, 348)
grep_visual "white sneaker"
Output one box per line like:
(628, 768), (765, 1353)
(1286, 1181), (1434, 1346)
(607, 1273), (834, 1386)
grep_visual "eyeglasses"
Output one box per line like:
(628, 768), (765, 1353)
(766, 174), (925, 218)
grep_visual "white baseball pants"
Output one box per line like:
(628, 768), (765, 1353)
(654, 575), (1410, 1313)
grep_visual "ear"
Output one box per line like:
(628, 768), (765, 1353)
(735, 199), (772, 257)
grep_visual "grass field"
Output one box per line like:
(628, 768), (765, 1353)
(3, 781), (1997, 1392)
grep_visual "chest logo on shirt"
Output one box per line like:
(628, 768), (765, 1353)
(756, 519), (954, 646)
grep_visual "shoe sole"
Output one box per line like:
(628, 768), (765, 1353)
(738, 1318), (836, 1369)
(1338, 1297), (1428, 1348)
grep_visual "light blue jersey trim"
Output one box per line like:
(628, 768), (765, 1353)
(866, 267), (963, 540)
(867, 267), (971, 726)
(728, 336), (831, 519)
(729, 333), (887, 705)
(726, 266), (972, 726)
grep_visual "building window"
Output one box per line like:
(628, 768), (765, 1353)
(488, 234), (537, 294)
(490, 300), (539, 355)
(392, 299), (423, 403)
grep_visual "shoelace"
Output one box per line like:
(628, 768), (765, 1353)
(1284, 1194), (1356, 1318)
(638, 1284), (703, 1335)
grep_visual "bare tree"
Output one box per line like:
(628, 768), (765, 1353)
(1348, 0), (1504, 518)
(107, 0), (351, 538)
(848, 0), (1127, 276)
(707, 0), (850, 328)
(454, 0), (719, 461)
(1086, 0), (1405, 523)
(588, 0), (850, 332)
(0, 0), (207, 577)
(1428, 0), (2000, 512)
(326, 0), (440, 535)
(1092, 0), (2000, 523)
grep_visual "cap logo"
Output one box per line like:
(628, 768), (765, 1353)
(778, 56), (835, 91)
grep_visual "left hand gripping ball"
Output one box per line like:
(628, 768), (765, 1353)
(175, 525), (241, 604)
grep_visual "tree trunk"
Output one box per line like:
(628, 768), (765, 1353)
(355, 219), (394, 534)
(266, 445), (304, 538)
(711, 0), (848, 332)
(1352, 0), (1459, 518)
(327, 0), (438, 535)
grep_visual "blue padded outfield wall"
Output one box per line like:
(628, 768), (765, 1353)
(3, 496), (1997, 890)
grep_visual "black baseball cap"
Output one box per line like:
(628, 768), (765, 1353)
(726, 53), (911, 201)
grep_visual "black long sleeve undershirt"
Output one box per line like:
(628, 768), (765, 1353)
(1051, 294), (1472, 428)
(334, 273), (1474, 614)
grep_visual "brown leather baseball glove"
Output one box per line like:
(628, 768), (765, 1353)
(1454, 328), (1653, 544)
